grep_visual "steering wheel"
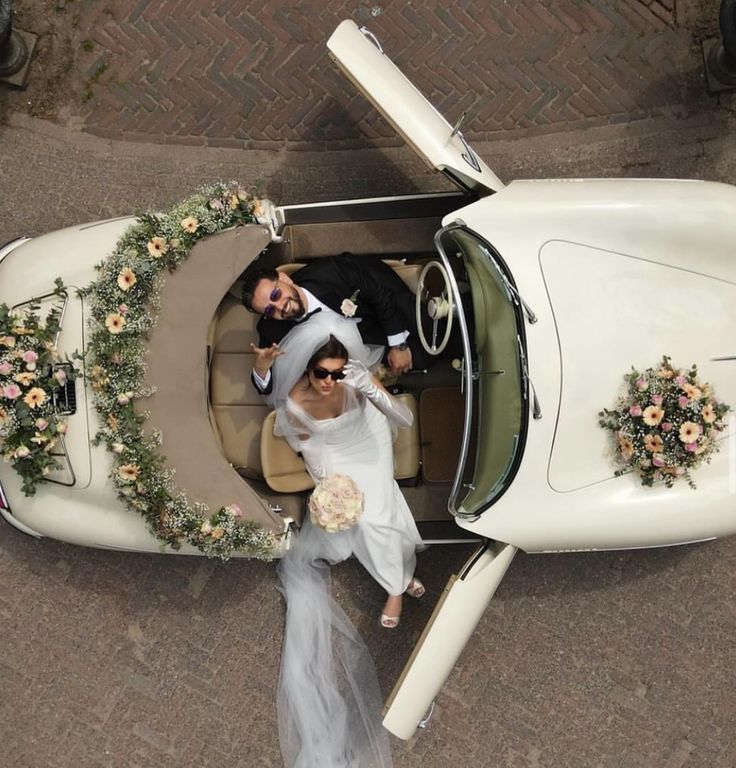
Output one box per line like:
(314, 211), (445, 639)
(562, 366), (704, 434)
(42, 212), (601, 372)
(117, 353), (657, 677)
(416, 261), (454, 355)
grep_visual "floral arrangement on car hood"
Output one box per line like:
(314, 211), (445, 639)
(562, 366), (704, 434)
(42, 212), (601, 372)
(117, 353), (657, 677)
(0, 281), (76, 495)
(80, 181), (278, 559)
(599, 356), (730, 488)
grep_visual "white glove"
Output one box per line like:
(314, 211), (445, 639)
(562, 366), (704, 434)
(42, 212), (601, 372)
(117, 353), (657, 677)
(343, 359), (413, 429)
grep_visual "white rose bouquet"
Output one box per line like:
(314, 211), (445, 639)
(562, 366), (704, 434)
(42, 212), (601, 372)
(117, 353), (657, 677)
(309, 474), (364, 532)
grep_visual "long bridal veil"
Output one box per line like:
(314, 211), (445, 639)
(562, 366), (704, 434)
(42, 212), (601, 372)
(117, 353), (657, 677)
(277, 520), (393, 768)
(273, 312), (393, 768)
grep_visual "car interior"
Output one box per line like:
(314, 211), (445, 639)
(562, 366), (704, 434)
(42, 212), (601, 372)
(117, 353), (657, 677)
(205, 195), (481, 541)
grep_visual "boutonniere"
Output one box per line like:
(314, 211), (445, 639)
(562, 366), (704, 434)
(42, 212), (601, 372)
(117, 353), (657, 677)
(340, 289), (360, 317)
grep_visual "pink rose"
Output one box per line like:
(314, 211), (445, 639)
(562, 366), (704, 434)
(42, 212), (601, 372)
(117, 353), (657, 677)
(118, 304), (129, 315)
(685, 442), (698, 452)
(22, 350), (38, 364)
(227, 504), (243, 518)
(117, 393), (130, 405)
(651, 394), (663, 406)
(675, 375), (687, 387)
(652, 454), (665, 467)
(635, 378), (648, 391)
(661, 422), (673, 432)
(678, 396), (689, 408)
(3, 383), (21, 399)
(629, 404), (642, 417)
(0, 361), (12, 375)
(35, 418), (49, 431)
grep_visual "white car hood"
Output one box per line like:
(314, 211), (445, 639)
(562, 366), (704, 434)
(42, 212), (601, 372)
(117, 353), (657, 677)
(541, 240), (736, 492)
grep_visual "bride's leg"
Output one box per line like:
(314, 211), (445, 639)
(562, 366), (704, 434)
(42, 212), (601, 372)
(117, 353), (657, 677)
(380, 593), (403, 629)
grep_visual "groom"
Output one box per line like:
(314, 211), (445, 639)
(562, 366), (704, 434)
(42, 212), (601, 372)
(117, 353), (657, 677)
(241, 253), (426, 394)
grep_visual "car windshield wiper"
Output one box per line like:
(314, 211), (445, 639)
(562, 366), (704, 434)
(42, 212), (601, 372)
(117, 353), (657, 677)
(478, 243), (537, 324)
(518, 336), (542, 420)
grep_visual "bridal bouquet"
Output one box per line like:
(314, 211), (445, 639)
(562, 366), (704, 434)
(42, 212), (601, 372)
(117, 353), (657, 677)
(599, 356), (730, 488)
(309, 474), (364, 532)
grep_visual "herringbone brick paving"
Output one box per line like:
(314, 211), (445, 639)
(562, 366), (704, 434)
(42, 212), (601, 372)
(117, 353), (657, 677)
(69, 0), (693, 149)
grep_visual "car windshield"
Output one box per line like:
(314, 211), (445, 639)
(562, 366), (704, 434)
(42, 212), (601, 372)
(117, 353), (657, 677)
(436, 225), (529, 518)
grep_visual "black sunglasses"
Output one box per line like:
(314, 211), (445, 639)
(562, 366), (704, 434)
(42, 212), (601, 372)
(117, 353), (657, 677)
(312, 366), (346, 381)
(263, 287), (282, 318)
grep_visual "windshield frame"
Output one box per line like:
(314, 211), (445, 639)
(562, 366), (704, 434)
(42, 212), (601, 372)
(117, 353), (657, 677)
(435, 221), (530, 520)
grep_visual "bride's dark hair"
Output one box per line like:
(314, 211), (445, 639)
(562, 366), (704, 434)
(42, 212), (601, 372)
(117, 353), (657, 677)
(306, 334), (348, 374)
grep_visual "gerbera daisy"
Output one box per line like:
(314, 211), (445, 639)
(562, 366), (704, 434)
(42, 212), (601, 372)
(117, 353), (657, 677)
(117, 267), (137, 291)
(23, 387), (47, 408)
(618, 436), (635, 461)
(678, 421), (700, 444)
(118, 463), (140, 482)
(105, 313), (126, 334)
(701, 403), (717, 424)
(642, 405), (665, 426)
(146, 236), (168, 258)
(643, 434), (664, 453)
(181, 216), (199, 233)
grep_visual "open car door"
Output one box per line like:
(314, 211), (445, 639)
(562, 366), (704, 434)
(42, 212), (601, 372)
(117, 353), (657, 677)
(327, 20), (504, 196)
(383, 540), (517, 739)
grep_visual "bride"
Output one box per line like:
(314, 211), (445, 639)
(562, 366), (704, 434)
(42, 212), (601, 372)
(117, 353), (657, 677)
(267, 311), (424, 768)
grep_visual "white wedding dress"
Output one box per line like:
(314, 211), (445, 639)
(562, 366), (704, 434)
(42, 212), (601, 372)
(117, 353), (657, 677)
(270, 311), (422, 768)
(286, 394), (422, 595)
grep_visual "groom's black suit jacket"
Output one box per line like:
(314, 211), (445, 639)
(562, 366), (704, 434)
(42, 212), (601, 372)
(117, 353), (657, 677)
(251, 253), (425, 394)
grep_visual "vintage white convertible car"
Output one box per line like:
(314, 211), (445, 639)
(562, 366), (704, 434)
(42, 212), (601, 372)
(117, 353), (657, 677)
(2, 20), (736, 738)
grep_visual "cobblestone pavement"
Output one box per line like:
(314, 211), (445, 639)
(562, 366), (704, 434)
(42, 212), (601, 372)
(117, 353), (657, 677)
(2, 1), (736, 767)
(2, 0), (732, 150)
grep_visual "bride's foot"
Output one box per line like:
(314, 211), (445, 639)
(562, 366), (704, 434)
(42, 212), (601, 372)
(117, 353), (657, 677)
(405, 577), (425, 599)
(380, 594), (403, 629)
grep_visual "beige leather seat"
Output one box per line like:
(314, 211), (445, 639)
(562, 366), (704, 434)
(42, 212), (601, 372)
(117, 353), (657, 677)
(261, 393), (420, 493)
(278, 260), (422, 293)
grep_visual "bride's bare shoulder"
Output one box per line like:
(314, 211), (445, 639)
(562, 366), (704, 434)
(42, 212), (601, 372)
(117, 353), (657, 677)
(288, 377), (309, 404)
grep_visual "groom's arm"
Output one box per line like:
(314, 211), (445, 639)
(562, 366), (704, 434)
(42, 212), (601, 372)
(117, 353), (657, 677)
(334, 255), (412, 338)
(249, 320), (284, 395)
(251, 367), (273, 395)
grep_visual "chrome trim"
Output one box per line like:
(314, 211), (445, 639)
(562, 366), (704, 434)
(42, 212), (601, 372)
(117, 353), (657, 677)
(11, 290), (69, 349)
(0, 476), (9, 511)
(358, 26), (384, 54)
(433, 222), (475, 518)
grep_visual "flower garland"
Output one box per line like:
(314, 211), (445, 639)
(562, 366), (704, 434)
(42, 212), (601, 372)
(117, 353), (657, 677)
(599, 356), (730, 488)
(80, 181), (278, 559)
(0, 281), (75, 494)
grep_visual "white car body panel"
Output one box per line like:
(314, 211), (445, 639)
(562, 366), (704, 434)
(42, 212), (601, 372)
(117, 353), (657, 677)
(382, 542), (517, 739)
(327, 19), (504, 195)
(443, 178), (736, 552)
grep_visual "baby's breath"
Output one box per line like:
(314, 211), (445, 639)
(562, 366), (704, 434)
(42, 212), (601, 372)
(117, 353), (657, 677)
(599, 356), (731, 488)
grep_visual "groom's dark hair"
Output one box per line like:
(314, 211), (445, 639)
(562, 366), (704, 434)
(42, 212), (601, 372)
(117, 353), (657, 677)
(241, 266), (279, 312)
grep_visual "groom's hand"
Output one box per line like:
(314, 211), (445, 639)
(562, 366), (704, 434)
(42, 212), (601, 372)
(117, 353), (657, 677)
(250, 342), (284, 378)
(387, 345), (412, 375)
